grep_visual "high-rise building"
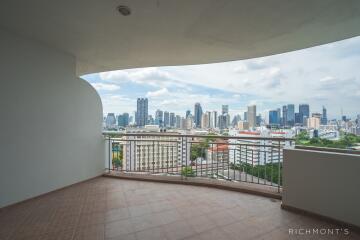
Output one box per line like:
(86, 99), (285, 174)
(238, 121), (249, 130)
(256, 115), (261, 126)
(186, 110), (191, 118)
(117, 113), (129, 127)
(222, 105), (229, 114)
(307, 117), (320, 129)
(194, 103), (203, 128)
(247, 105), (256, 128)
(286, 104), (295, 126)
(218, 114), (228, 130)
(180, 117), (187, 129)
(170, 112), (175, 127)
(155, 109), (163, 126)
(212, 111), (218, 128)
(232, 114), (241, 127)
(244, 111), (248, 121)
(136, 98), (148, 127)
(175, 115), (181, 128)
(294, 113), (302, 125)
(201, 112), (210, 129)
(163, 111), (170, 127)
(147, 115), (154, 125)
(321, 106), (327, 125)
(269, 110), (280, 126)
(105, 113), (116, 128)
(186, 115), (194, 129)
(282, 105), (287, 126)
(299, 104), (310, 119)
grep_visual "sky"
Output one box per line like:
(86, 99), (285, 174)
(82, 36), (360, 120)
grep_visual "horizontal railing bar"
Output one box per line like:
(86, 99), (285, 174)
(103, 132), (294, 141)
(109, 139), (180, 143)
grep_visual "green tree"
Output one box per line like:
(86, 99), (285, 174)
(181, 166), (195, 177)
(112, 157), (122, 170)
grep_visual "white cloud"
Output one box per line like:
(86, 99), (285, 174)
(84, 36), (360, 119)
(146, 88), (169, 97)
(91, 83), (120, 91)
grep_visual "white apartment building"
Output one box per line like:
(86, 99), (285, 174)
(121, 125), (190, 172)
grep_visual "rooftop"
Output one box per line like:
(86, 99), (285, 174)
(1, 177), (357, 240)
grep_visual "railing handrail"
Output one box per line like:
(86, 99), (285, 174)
(102, 132), (294, 141)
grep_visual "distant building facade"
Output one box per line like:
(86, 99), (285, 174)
(136, 98), (148, 127)
(194, 103), (203, 128)
(247, 105), (256, 128)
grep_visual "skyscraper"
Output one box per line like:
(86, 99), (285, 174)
(247, 105), (256, 128)
(201, 112), (210, 129)
(118, 113), (129, 127)
(155, 109), (163, 127)
(175, 115), (181, 128)
(321, 106), (327, 125)
(218, 114), (228, 130)
(269, 110), (280, 126)
(194, 103), (203, 128)
(136, 98), (148, 127)
(299, 104), (310, 126)
(282, 105), (287, 126)
(294, 113), (302, 125)
(286, 104), (295, 126)
(222, 105), (229, 114)
(212, 111), (218, 128)
(164, 111), (170, 127)
(105, 113), (116, 128)
(232, 114), (241, 127)
(170, 112), (175, 127)
(186, 110), (191, 118)
(299, 104), (310, 118)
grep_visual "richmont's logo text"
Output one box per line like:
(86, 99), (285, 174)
(289, 228), (350, 236)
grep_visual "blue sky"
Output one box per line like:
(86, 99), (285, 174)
(82, 36), (360, 120)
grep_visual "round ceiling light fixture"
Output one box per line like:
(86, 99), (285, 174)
(117, 5), (131, 16)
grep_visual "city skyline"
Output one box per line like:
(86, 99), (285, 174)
(106, 99), (342, 131)
(84, 36), (360, 119)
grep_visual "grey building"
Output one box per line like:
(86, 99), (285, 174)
(321, 106), (327, 125)
(170, 112), (175, 127)
(136, 98), (148, 127)
(155, 109), (163, 127)
(105, 113), (116, 128)
(222, 105), (229, 114)
(194, 103), (203, 128)
(117, 113), (129, 127)
(247, 105), (256, 128)
(164, 111), (170, 127)
(286, 104), (295, 126)
(282, 105), (287, 126)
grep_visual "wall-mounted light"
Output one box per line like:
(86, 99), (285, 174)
(117, 5), (131, 16)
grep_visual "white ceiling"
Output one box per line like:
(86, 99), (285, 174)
(1, 0), (360, 75)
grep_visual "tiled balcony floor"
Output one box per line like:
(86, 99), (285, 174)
(0, 177), (358, 240)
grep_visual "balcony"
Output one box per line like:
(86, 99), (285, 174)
(2, 1), (360, 240)
(2, 176), (359, 240)
(2, 133), (359, 240)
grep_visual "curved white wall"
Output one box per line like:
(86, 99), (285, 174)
(0, 29), (105, 207)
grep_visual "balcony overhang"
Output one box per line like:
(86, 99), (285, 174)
(1, 0), (360, 75)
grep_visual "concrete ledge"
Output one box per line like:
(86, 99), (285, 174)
(103, 172), (281, 200)
(281, 204), (360, 233)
